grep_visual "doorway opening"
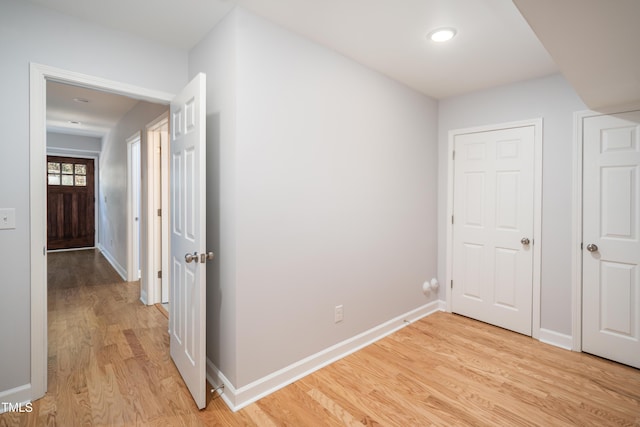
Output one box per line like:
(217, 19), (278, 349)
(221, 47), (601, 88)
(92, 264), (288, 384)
(30, 63), (173, 400)
(146, 113), (170, 307)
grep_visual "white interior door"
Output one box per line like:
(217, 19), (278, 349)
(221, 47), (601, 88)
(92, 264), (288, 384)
(127, 134), (142, 281)
(170, 73), (208, 409)
(452, 126), (535, 335)
(133, 141), (141, 279)
(582, 111), (640, 369)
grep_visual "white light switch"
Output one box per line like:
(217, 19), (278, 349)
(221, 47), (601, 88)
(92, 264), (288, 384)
(0, 208), (16, 230)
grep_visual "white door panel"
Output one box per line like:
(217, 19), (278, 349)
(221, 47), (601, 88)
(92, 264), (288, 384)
(452, 126), (535, 335)
(170, 73), (207, 409)
(582, 111), (640, 368)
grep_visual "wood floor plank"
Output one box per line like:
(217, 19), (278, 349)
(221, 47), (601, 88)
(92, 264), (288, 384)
(1, 249), (639, 426)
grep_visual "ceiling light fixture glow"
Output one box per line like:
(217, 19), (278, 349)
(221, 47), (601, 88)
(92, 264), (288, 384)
(428, 28), (457, 43)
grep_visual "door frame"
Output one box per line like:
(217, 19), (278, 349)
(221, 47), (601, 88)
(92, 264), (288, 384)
(127, 132), (142, 282)
(29, 63), (174, 400)
(570, 108), (640, 352)
(143, 113), (170, 305)
(445, 118), (543, 339)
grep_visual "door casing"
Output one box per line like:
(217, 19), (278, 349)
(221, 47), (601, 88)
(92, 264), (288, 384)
(446, 118), (543, 340)
(143, 113), (170, 306)
(29, 63), (174, 401)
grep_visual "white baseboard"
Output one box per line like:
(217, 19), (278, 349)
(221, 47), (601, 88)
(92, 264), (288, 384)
(539, 328), (573, 351)
(47, 246), (96, 253)
(207, 299), (445, 412)
(140, 288), (148, 305)
(0, 384), (31, 414)
(96, 243), (126, 281)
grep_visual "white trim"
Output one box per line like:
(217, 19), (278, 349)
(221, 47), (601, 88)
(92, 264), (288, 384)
(532, 119), (543, 340)
(46, 146), (101, 156)
(207, 300), (446, 412)
(445, 131), (455, 314)
(539, 328), (573, 351)
(47, 247), (96, 253)
(0, 384), (32, 414)
(30, 63), (174, 401)
(445, 118), (543, 339)
(571, 111), (587, 352)
(140, 288), (148, 305)
(29, 63), (48, 402)
(97, 243), (127, 281)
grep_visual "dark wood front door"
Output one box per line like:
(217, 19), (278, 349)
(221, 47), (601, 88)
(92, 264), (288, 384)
(47, 156), (95, 250)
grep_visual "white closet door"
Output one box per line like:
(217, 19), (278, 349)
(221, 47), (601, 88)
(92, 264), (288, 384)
(582, 111), (640, 369)
(452, 125), (535, 335)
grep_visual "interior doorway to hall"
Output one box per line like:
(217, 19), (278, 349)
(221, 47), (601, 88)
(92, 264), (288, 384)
(45, 80), (171, 306)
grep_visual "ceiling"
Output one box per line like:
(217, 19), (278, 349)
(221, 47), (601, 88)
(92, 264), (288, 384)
(34, 0), (639, 136)
(47, 82), (139, 137)
(32, 0), (558, 100)
(513, 0), (640, 110)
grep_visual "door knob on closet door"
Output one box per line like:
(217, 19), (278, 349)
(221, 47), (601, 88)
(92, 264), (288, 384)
(586, 243), (598, 252)
(521, 237), (530, 245)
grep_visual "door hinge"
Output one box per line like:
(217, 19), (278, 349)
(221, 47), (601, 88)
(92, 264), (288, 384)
(450, 280), (453, 289)
(157, 209), (162, 217)
(580, 242), (583, 250)
(452, 150), (455, 160)
(451, 215), (454, 225)
(157, 271), (162, 279)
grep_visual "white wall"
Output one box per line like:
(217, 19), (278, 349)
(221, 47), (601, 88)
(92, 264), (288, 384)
(0, 0), (186, 397)
(189, 10), (239, 385)
(47, 132), (102, 153)
(437, 74), (587, 335)
(99, 102), (168, 276)
(189, 8), (439, 393)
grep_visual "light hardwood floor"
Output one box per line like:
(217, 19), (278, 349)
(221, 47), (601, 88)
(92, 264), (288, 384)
(1, 249), (639, 426)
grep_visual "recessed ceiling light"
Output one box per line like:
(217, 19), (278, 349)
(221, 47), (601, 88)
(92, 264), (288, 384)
(428, 28), (457, 43)
(73, 97), (89, 103)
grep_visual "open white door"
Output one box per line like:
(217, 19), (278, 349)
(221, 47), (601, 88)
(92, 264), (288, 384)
(169, 73), (208, 409)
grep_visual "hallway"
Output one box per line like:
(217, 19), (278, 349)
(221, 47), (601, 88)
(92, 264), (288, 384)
(46, 250), (208, 424)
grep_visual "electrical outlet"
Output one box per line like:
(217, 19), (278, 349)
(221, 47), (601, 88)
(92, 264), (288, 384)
(334, 305), (344, 323)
